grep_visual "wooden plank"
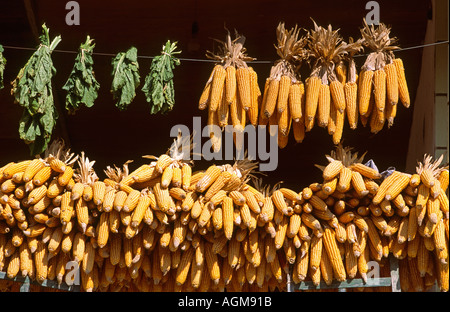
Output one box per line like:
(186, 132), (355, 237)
(389, 256), (401, 292)
(294, 277), (392, 290)
(0, 271), (81, 292)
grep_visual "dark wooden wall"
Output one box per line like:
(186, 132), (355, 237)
(0, 0), (431, 190)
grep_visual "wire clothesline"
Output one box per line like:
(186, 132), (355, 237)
(1, 40), (448, 64)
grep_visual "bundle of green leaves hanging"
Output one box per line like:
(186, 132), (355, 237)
(142, 40), (181, 114)
(11, 24), (61, 156)
(111, 46), (140, 111)
(62, 36), (100, 114)
(0, 44), (6, 90)
(259, 22), (309, 148)
(359, 19), (410, 133)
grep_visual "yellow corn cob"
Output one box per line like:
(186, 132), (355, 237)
(350, 163), (382, 180)
(60, 192), (74, 225)
(288, 81), (304, 122)
(91, 181), (106, 206)
(330, 80), (346, 114)
(180, 164), (192, 192)
(95, 211), (109, 249)
(236, 67), (251, 111)
(358, 69), (374, 116)
(247, 67), (261, 126)
(264, 78), (280, 118)
(58, 166), (74, 187)
(393, 58), (410, 108)
(331, 105), (345, 144)
(34, 241), (49, 283)
(258, 78), (271, 126)
(323, 225), (346, 281)
(344, 82), (358, 129)
(385, 173), (410, 200)
(384, 63), (399, 106)
(31, 166), (51, 186)
(209, 65), (227, 112)
(309, 235), (323, 271)
(82, 240), (95, 273)
(301, 213), (322, 231)
(22, 159), (46, 183)
(196, 165), (221, 193)
(438, 169), (449, 191)
(372, 171), (403, 205)
(224, 65), (237, 105)
(122, 189), (141, 213)
(6, 249), (20, 279)
(336, 61), (347, 84)
(199, 70), (214, 110)
(222, 196), (235, 240)
(274, 216), (288, 249)
(317, 83), (331, 128)
(373, 69), (387, 113)
(112, 190), (126, 212)
(305, 76), (321, 127)
(26, 184), (47, 205)
(292, 117), (305, 143)
(275, 75), (291, 114)
(3, 160), (30, 179)
(19, 243), (32, 277)
(351, 171), (369, 197)
(427, 197), (441, 224)
(75, 198), (89, 232)
(271, 190), (289, 216)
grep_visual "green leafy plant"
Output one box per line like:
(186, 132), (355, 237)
(111, 46), (140, 111)
(0, 44), (6, 90)
(142, 40), (181, 114)
(62, 36), (100, 114)
(11, 24), (61, 156)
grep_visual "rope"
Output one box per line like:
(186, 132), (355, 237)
(2, 40), (448, 64)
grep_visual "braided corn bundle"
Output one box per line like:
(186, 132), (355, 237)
(199, 30), (259, 152)
(1, 141), (448, 292)
(359, 19), (410, 133)
(304, 21), (364, 145)
(260, 23), (308, 148)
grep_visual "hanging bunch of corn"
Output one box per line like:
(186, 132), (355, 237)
(260, 22), (309, 148)
(359, 19), (410, 132)
(1, 140), (448, 291)
(392, 154), (449, 292)
(304, 21), (361, 145)
(199, 30), (258, 152)
(0, 140), (86, 287)
(303, 146), (449, 291)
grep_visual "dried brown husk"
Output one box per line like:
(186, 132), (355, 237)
(416, 154), (449, 178)
(206, 29), (255, 70)
(315, 144), (367, 171)
(269, 22), (308, 82)
(307, 20), (353, 85)
(73, 151), (98, 185)
(360, 19), (399, 71)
